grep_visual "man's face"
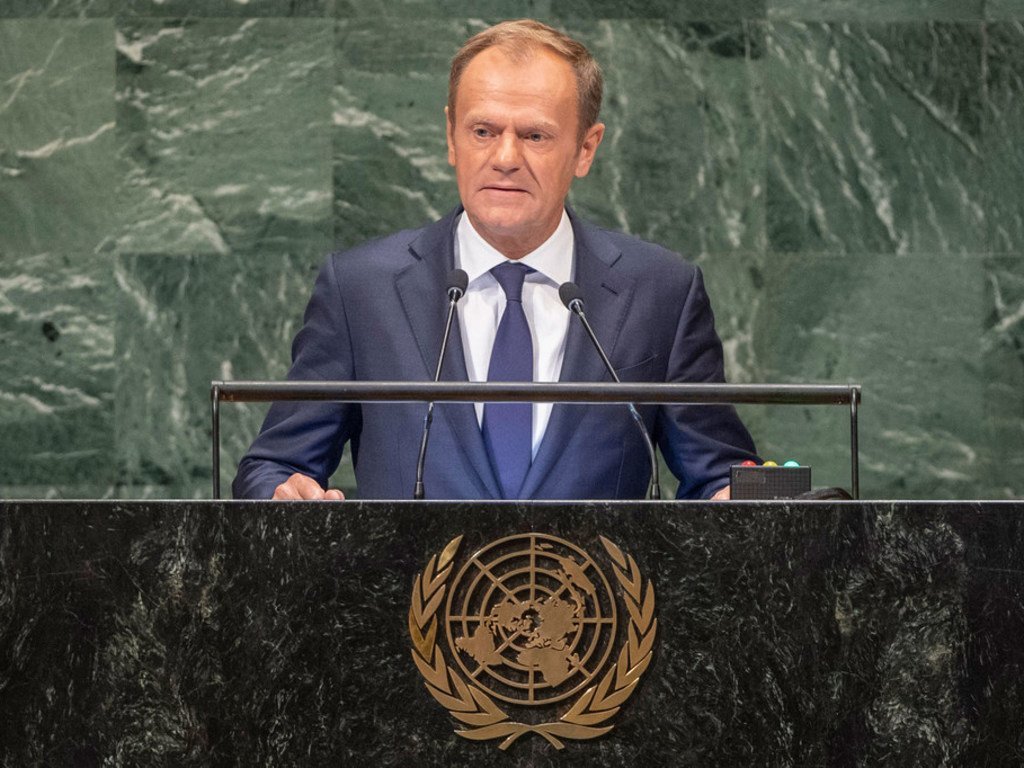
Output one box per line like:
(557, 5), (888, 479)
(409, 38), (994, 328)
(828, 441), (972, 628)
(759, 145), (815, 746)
(446, 46), (604, 259)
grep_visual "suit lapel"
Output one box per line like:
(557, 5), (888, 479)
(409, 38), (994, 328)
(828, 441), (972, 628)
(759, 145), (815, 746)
(395, 209), (501, 499)
(519, 212), (636, 499)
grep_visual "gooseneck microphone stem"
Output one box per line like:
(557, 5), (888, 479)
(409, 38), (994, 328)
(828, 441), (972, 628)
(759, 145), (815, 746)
(561, 287), (662, 501)
(412, 303), (455, 497)
(413, 270), (468, 500)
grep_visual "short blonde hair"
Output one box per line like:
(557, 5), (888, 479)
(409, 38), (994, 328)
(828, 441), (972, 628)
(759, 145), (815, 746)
(448, 19), (604, 144)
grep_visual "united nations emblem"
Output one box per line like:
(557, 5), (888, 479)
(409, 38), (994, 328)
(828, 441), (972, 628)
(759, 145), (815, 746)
(408, 533), (657, 750)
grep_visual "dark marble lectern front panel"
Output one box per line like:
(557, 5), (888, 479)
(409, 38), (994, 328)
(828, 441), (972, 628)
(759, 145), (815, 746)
(0, 501), (1021, 766)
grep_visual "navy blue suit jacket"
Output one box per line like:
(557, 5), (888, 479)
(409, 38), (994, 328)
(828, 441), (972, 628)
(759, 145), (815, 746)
(233, 207), (757, 500)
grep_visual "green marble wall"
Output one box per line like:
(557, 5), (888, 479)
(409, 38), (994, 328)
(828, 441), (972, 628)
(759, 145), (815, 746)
(0, 1), (1021, 500)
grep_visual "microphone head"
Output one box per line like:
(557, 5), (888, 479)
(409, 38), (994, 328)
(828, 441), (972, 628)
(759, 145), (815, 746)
(446, 268), (469, 300)
(558, 281), (584, 311)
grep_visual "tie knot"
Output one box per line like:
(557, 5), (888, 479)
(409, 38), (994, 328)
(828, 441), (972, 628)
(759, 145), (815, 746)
(491, 262), (532, 303)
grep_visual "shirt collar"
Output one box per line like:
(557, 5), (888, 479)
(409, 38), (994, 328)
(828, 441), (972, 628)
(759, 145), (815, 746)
(456, 209), (574, 287)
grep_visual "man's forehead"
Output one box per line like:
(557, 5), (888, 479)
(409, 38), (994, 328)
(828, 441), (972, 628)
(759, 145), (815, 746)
(454, 46), (577, 111)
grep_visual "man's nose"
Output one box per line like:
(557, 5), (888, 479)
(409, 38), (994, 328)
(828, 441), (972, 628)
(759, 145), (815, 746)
(492, 131), (522, 171)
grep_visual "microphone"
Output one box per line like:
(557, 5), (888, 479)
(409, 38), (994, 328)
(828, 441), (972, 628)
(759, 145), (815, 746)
(413, 269), (469, 500)
(558, 282), (661, 500)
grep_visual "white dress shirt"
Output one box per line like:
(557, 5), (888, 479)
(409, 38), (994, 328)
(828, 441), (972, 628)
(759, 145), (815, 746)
(455, 209), (574, 457)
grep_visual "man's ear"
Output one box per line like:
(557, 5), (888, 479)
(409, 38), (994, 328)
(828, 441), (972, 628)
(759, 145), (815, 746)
(574, 122), (605, 178)
(445, 106), (456, 167)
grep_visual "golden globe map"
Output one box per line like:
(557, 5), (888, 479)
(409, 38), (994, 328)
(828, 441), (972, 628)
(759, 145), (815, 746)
(408, 533), (657, 750)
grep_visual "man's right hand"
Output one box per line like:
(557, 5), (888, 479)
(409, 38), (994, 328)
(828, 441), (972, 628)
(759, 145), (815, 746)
(272, 472), (345, 501)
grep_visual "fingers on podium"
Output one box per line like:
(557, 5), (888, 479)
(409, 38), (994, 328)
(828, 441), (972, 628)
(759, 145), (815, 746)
(273, 473), (344, 500)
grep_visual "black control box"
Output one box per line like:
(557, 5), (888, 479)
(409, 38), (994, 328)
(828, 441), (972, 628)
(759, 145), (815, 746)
(730, 465), (812, 500)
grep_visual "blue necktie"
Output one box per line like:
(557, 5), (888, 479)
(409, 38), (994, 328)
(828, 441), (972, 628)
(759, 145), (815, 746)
(482, 262), (534, 499)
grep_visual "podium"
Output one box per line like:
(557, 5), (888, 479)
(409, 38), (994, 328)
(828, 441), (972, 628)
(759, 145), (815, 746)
(1, 499), (1022, 765)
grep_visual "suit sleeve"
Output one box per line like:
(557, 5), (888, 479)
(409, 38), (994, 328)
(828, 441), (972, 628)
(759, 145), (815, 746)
(232, 256), (362, 499)
(654, 265), (759, 499)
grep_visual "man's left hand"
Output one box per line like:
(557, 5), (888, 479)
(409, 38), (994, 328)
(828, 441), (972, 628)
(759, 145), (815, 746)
(711, 485), (731, 500)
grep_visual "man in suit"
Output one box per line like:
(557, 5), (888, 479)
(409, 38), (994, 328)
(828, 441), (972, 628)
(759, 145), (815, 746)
(233, 20), (757, 501)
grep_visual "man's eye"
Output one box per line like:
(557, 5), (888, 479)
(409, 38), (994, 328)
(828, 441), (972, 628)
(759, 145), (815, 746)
(526, 133), (544, 142)
(473, 128), (491, 138)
